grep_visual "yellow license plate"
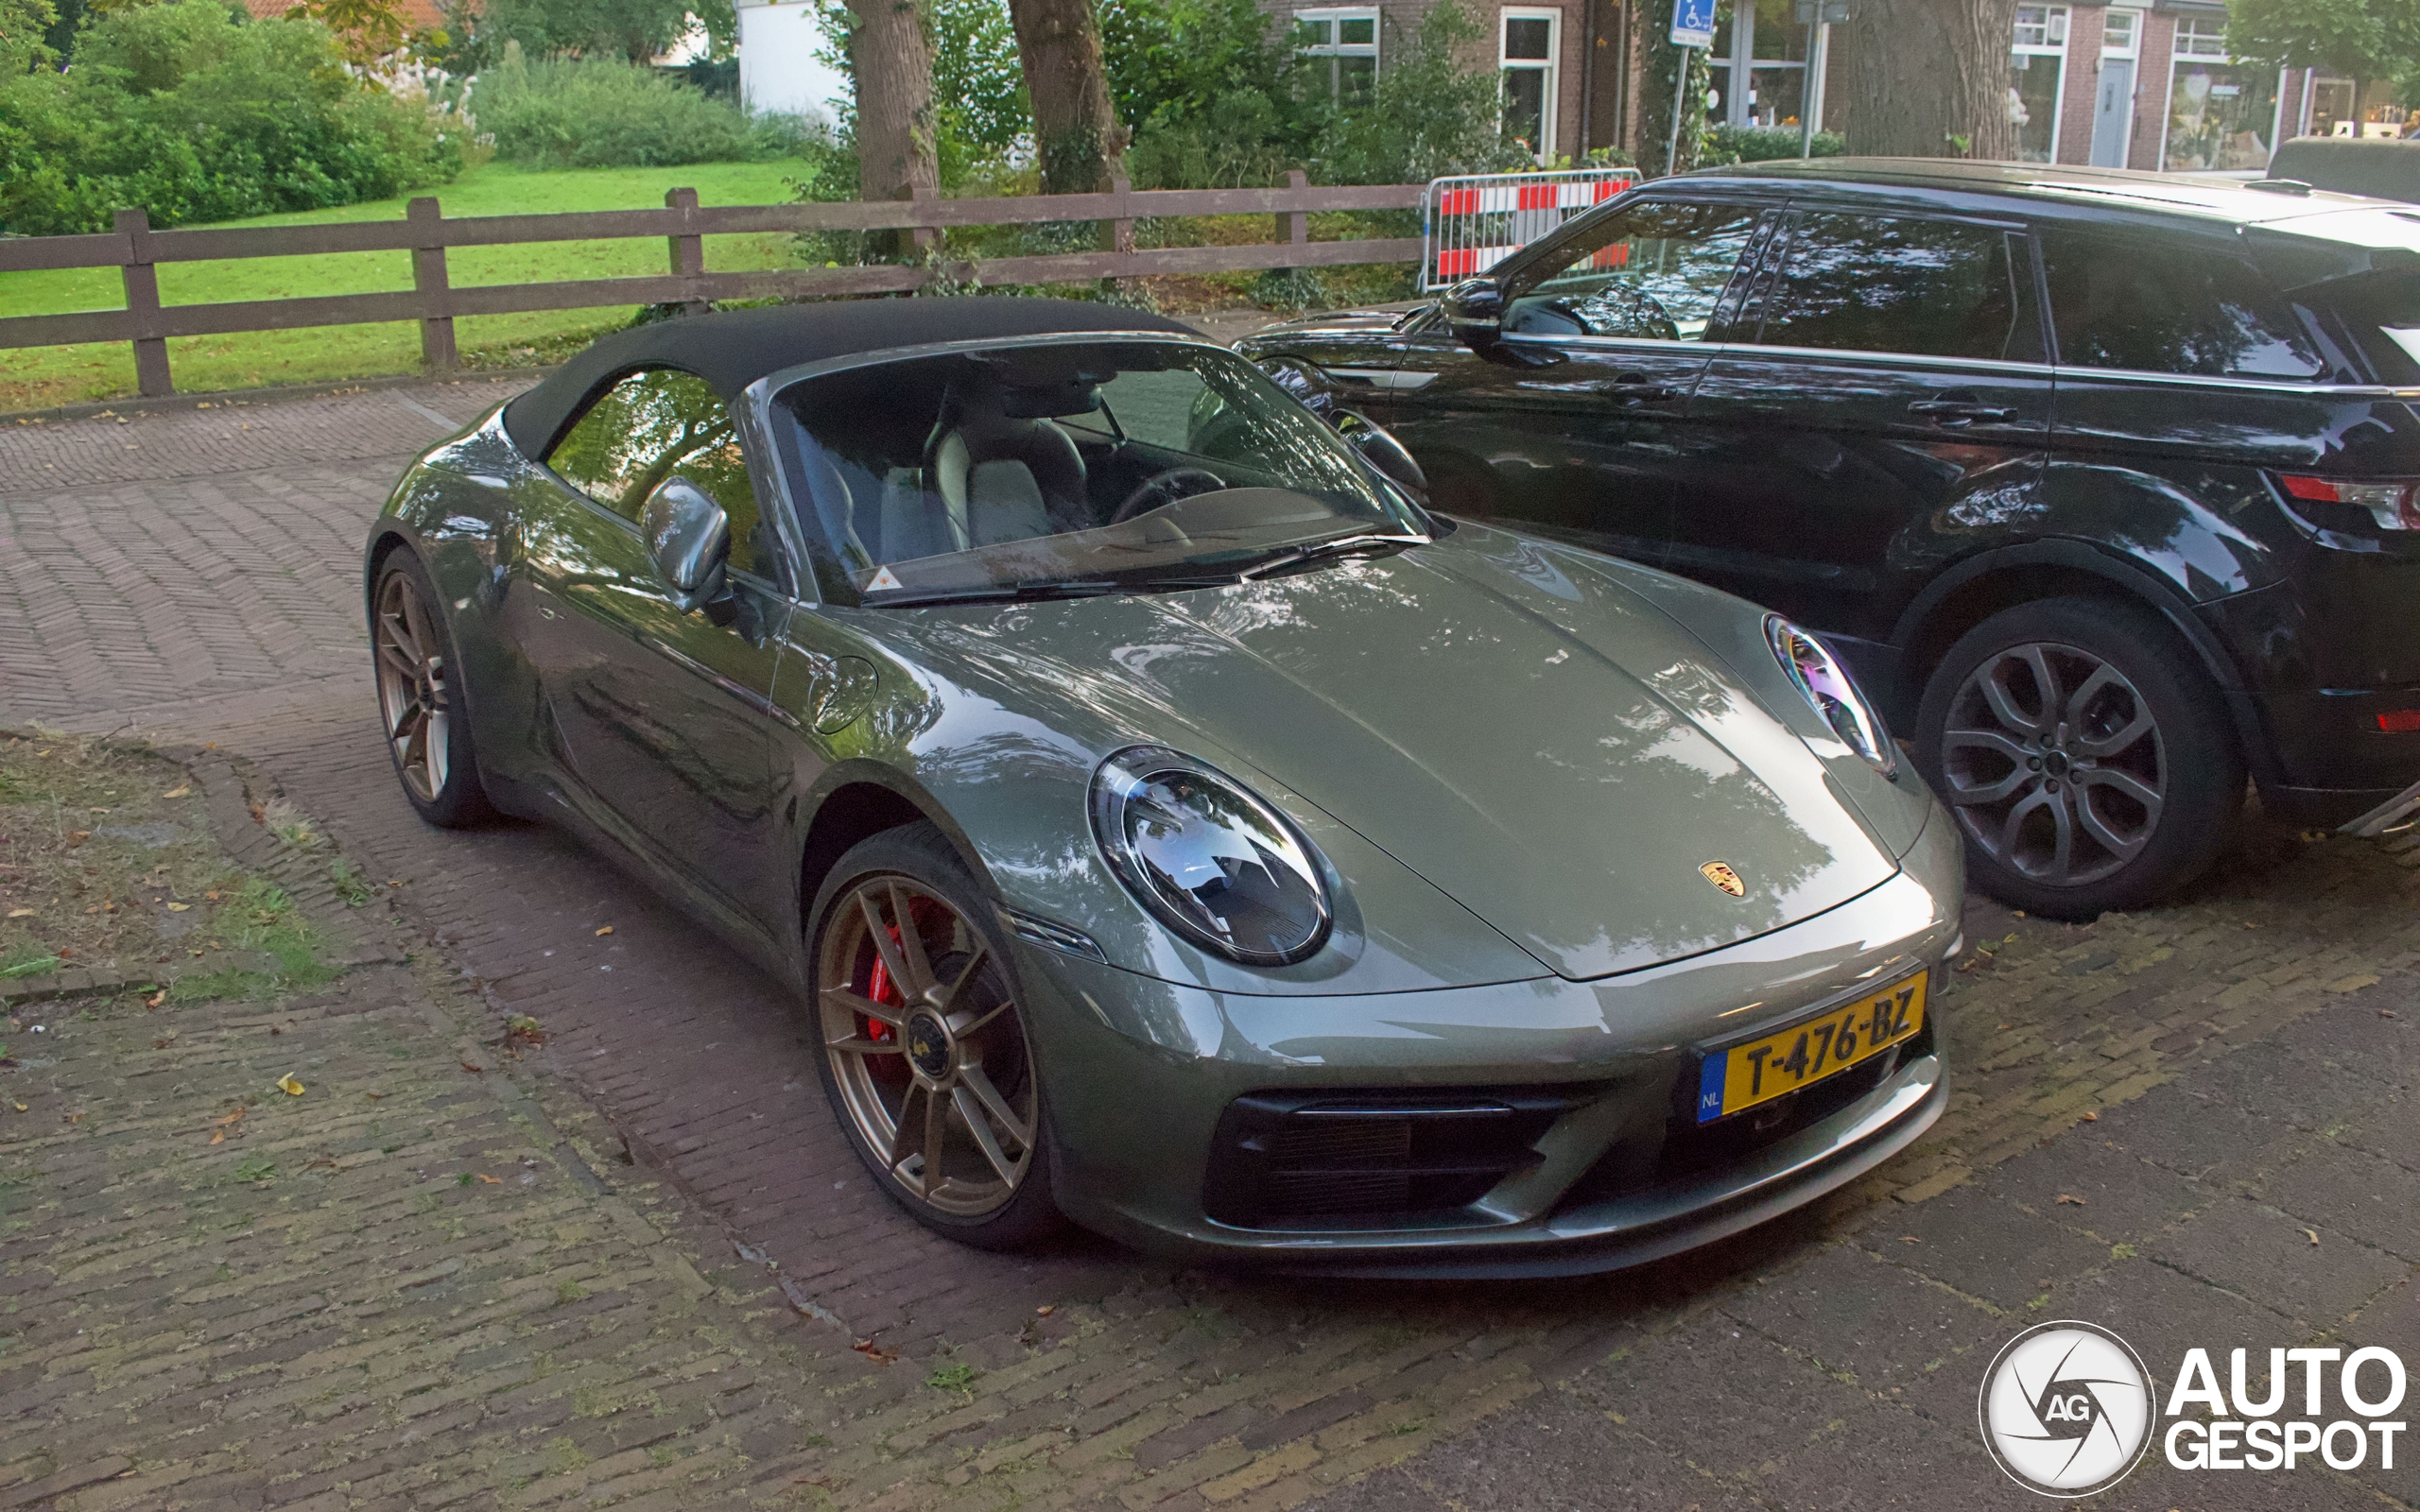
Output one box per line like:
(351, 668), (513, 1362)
(1695, 971), (1927, 1123)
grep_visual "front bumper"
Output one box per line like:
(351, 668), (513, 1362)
(1014, 817), (1962, 1277)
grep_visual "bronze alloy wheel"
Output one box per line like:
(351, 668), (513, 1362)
(817, 874), (1038, 1218)
(1939, 640), (2166, 886)
(374, 567), (454, 805)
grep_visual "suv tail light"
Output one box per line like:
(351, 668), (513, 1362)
(2276, 473), (2420, 530)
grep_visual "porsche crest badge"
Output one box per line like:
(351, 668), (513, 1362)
(1700, 861), (1745, 898)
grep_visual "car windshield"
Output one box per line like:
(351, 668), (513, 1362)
(773, 339), (1430, 604)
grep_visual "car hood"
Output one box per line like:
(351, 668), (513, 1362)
(894, 526), (1899, 981)
(1239, 306), (1422, 348)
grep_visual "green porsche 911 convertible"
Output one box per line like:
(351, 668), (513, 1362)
(364, 298), (1960, 1277)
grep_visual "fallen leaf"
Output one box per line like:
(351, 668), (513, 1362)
(2012, 910), (2026, 919)
(2305, 1228), (2322, 1246)
(152, 1036), (174, 1049)
(594, 925), (614, 936)
(144, 990), (166, 1009)
(2325, 974), (2381, 995)
(475, 1173), (501, 1184)
(165, 902), (190, 912)
(853, 1338), (900, 1365)
(2382, 1009), (2399, 1020)
(203, 891), (221, 902)
(63, 1112), (83, 1125)
(275, 1074), (304, 1097)
(162, 785), (190, 799)
(2056, 1194), (2085, 1206)
(2080, 1110), (2099, 1123)
(11, 1103), (24, 1112)
(208, 1107), (246, 1145)
(1899, 1235), (1922, 1244)
(5, 908), (31, 919)
(364, 1091), (384, 1100)
(1035, 1304), (1055, 1316)
(459, 1060), (484, 1074)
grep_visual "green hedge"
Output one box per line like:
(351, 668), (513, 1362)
(471, 57), (816, 170)
(0, 0), (461, 236)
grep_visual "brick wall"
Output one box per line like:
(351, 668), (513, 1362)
(2052, 5), (2103, 165)
(2130, 9), (2174, 170)
(1258, 0), (1599, 166)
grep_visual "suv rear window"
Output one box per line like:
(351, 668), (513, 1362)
(2301, 271), (2420, 385)
(2042, 229), (2325, 380)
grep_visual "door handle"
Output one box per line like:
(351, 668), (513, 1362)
(1910, 392), (2015, 425)
(1592, 373), (1683, 403)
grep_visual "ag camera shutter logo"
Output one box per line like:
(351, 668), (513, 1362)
(1979, 1321), (2155, 1496)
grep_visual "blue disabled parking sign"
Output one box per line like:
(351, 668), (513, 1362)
(1670, 0), (1717, 47)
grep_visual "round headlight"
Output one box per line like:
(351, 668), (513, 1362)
(1765, 616), (1898, 778)
(1088, 746), (1333, 966)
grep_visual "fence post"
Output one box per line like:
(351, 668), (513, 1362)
(407, 198), (456, 372)
(1277, 169), (1310, 249)
(1108, 175), (1135, 270)
(115, 208), (172, 398)
(665, 187), (709, 313)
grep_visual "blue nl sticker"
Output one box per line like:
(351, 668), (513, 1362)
(1697, 1056), (1725, 1123)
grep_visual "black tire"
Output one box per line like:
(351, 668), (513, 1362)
(806, 822), (1065, 1250)
(1914, 596), (2242, 919)
(370, 548), (496, 829)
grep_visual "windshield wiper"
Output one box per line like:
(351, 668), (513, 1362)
(860, 579), (1127, 609)
(1236, 533), (1423, 581)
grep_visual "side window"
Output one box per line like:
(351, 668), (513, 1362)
(1754, 214), (2021, 360)
(1502, 200), (1763, 341)
(2041, 230), (2325, 379)
(545, 368), (769, 576)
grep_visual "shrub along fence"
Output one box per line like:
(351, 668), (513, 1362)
(0, 175), (1426, 399)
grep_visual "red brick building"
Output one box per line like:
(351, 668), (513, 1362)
(1265, 0), (2357, 174)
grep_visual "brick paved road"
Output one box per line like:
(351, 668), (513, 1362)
(5, 378), (2418, 1509)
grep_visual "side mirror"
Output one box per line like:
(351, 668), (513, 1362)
(1331, 409), (1428, 495)
(1442, 276), (1505, 352)
(640, 476), (732, 615)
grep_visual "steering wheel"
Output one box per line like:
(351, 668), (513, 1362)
(1112, 467), (1227, 524)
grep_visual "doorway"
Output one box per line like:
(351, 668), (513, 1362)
(2090, 8), (2140, 167)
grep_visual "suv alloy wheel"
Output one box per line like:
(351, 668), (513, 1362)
(1915, 597), (2243, 918)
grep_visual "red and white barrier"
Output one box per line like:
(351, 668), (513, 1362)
(1422, 168), (1638, 289)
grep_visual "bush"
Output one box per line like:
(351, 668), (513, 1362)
(0, 0), (460, 235)
(1703, 123), (1845, 164)
(1306, 3), (1529, 185)
(473, 55), (813, 169)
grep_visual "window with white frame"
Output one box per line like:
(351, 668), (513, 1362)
(2166, 15), (2278, 170)
(1294, 9), (1378, 103)
(2173, 15), (2228, 59)
(1500, 8), (1560, 163)
(2009, 5), (2068, 163)
(2100, 8), (2138, 57)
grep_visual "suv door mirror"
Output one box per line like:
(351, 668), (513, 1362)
(640, 476), (732, 615)
(1443, 276), (1505, 351)
(1332, 409), (1428, 495)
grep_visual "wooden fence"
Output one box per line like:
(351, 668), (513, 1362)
(0, 174), (1426, 398)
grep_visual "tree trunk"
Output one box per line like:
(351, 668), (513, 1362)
(1839, 0), (2019, 159)
(842, 0), (938, 207)
(1006, 0), (1122, 196)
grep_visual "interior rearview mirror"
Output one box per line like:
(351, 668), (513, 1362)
(1331, 409), (1428, 496)
(640, 477), (732, 616)
(1442, 276), (1505, 352)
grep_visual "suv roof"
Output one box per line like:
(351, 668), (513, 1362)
(1689, 156), (2389, 227)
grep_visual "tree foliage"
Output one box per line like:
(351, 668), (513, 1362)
(1, 0), (58, 76)
(0, 0), (460, 234)
(2226, 0), (2420, 93)
(440, 0), (735, 67)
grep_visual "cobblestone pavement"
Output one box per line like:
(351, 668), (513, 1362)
(4, 379), (2419, 1510)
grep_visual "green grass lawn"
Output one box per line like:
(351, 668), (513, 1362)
(0, 160), (812, 412)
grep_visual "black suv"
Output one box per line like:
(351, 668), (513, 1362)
(1239, 159), (2420, 917)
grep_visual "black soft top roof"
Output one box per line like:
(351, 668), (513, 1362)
(501, 296), (1196, 457)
